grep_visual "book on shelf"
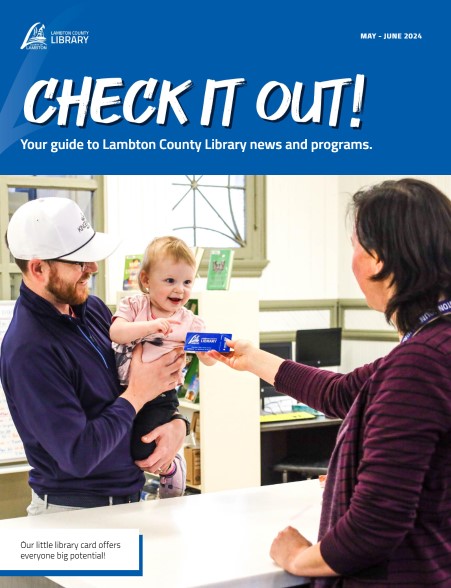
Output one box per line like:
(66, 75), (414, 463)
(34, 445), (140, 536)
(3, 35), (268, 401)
(206, 249), (234, 290)
(179, 353), (200, 403)
(122, 254), (143, 291)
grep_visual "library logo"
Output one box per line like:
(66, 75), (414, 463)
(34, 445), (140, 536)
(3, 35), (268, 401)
(20, 22), (47, 50)
(187, 334), (201, 345)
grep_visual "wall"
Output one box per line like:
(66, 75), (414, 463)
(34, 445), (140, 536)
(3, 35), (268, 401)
(253, 175), (340, 300)
(0, 471), (30, 519)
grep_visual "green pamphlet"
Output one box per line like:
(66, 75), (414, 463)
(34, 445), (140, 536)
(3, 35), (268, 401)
(206, 249), (234, 290)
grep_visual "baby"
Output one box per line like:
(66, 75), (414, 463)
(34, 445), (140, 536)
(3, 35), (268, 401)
(110, 236), (215, 498)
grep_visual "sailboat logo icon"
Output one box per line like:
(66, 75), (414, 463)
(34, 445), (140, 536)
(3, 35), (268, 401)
(20, 22), (47, 50)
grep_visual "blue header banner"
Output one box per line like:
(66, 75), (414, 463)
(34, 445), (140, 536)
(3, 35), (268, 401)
(1, 1), (449, 174)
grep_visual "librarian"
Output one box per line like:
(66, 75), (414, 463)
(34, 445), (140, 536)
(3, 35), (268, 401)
(0, 197), (187, 514)
(211, 178), (451, 587)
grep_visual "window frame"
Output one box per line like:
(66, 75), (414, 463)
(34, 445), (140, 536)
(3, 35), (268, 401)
(195, 175), (268, 277)
(0, 176), (105, 300)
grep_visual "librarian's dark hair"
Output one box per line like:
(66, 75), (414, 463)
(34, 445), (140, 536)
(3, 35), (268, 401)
(352, 178), (451, 334)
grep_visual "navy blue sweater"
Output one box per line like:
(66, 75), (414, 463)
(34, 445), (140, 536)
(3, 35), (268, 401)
(0, 283), (145, 497)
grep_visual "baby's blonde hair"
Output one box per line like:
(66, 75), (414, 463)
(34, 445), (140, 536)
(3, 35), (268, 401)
(138, 236), (196, 293)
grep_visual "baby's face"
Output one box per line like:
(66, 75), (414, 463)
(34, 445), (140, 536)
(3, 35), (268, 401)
(143, 258), (195, 316)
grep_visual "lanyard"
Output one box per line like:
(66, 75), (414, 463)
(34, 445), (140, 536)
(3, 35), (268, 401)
(401, 298), (451, 343)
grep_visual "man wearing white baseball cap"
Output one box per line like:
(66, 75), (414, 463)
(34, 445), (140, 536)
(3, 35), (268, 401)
(0, 197), (187, 514)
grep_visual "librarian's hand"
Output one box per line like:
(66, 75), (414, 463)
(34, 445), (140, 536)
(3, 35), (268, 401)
(135, 419), (185, 474)
(121, 345), (185, 413)
(208, 339), (255, 372)
(208, 339), (285, 385)
(197, 351), (216, 366)
(270, 528), (337, 577)
(270, 526), (312, 572)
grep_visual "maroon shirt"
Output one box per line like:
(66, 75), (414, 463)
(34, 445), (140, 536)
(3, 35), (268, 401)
(275, 319), (451, 587)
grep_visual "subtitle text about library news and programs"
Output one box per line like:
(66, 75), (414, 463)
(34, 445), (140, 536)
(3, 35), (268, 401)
(20, 137), (373, 155)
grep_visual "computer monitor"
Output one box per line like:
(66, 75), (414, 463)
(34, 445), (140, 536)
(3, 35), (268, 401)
(259, 341), (292, 407)
(295, 328), (342, 367)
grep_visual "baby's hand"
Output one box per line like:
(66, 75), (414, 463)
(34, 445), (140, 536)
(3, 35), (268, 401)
(153, 318), (176, 336)
(152, 318), (181, 336)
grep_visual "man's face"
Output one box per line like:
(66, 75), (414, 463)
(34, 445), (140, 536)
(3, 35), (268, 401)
(45, 261), (97, 307)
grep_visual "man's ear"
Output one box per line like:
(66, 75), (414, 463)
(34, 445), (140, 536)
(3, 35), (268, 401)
(28, 259), (48, 280)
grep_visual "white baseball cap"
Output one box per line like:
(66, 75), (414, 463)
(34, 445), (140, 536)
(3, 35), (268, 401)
(7, 197), (120, 262)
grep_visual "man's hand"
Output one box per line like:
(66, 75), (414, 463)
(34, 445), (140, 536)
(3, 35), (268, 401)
(135, 418), (186, 474)
(120, 344), (185, 413)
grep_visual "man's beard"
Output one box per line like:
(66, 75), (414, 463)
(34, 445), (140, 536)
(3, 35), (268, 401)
(46, 264), (90, 306)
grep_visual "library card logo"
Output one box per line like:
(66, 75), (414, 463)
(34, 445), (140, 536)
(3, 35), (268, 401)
(187, 334), (201, 345)
(20, 22), (47, 50)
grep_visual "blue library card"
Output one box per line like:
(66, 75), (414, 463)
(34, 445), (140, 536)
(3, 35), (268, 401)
(184, 332), (232, 352)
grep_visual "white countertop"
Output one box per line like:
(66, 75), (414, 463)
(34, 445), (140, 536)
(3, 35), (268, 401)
(0, 479), (323, 588)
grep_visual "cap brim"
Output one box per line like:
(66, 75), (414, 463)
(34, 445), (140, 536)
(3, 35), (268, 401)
(60, 232), (121, 262)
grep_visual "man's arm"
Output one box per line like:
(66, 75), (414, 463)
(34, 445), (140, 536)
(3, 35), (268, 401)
(3, 344), (185, 478)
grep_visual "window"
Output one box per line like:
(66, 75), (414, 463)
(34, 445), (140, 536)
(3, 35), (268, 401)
(169, 175), (268, 277)
(0, 176), (105, 300)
